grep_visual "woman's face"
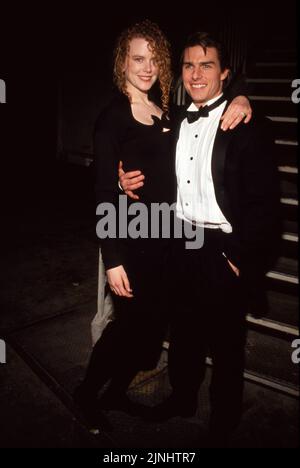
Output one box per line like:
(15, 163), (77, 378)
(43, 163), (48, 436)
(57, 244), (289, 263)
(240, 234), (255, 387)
(123, 37), (159, 95)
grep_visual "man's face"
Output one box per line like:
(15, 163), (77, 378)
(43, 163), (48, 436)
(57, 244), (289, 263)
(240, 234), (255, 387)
(182, 46), (229, 107)
(123, 37), (159, 95)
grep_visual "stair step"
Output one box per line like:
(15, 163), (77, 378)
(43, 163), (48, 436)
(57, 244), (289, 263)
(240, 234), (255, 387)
(246, 316), (298, 338)
(280, 197), (298, 206)
(249, 96), (292, 102)
(278, 166), (298, 175)
(267, 271), (298, 285)
(244, 330), (298, 387)
(275, 143), (297, 167)
(281, 232), (298, 259)
(247, 81), (294, 96)
(255, 50), (297, 61)
(273, 256), (298, 278)
(256, 62), (297, 67)
(283, 220), (298, 235)
(251, 100), (297, 117)
(266, 257), (298, 295)
(282, 235), (298, 258)
(282, 232), (298, 242)
(266, 257), (298, 297)
(243, 370), (299, 398)
(266, 290), (299, 328)
(281, 201), (298, 224)
(249, 65), (296, 79)
(277, 171), (297, 187)
(247, 78), (293, 84)
(272, 120), (298, 141)
(269, 116), (297, 123)
(280, 179), (298, 199)
(276, 139), (298, 146)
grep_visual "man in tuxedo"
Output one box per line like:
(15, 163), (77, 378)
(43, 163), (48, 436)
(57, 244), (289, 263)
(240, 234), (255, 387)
(121, 32), (281, 442)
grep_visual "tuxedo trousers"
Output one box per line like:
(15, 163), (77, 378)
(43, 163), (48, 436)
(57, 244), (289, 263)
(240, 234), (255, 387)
(82, 239), (170, 396)
(168, 228), (247, 431)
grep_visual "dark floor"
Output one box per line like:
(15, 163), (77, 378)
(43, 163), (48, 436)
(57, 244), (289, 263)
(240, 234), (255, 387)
(0, 163), (299, 448)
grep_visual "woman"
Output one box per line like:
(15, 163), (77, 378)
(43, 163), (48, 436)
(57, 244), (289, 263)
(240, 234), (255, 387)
(74, 19), (251, 429)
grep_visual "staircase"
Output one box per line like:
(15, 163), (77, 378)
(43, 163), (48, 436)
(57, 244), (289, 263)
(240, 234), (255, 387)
(245, 33), (298, 395)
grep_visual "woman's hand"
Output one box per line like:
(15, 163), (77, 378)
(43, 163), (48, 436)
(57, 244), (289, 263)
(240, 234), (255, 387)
(118, 161), (144, 200)
(107, 265), (134, 298)
(220, 95), (252, 131)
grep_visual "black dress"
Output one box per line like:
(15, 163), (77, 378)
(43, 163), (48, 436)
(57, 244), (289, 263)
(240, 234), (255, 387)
(82, 91), (175, 397)
(94, 91), (175, 270)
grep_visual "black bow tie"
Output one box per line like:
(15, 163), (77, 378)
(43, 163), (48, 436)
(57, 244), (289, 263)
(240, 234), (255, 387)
(185, 94), (226, 124)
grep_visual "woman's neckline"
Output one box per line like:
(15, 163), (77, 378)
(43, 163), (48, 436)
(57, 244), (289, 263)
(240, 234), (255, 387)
(129, 104), (164, 127)
(116, 91), (166, 127)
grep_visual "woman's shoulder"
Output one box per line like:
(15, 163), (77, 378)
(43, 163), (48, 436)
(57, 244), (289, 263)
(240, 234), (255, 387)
(94, 90), (130, 131)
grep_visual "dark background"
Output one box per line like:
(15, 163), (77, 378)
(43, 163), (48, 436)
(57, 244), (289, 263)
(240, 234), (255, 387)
(0, 2), (298, 449)
(0, 1), (298, 211)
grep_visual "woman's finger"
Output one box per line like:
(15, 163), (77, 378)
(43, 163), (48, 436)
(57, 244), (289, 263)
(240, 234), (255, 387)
(229, 114), (246, 130)
(120, 170), (142, 182)
(244, 111), (252, 123)
(221, 113), (238, 130)
(122, 272), (133, 297)
(118, 282), (131, 297)
(126, 181), (144, 190)
(110, 285), (119, 295)
(126, 190), (140, 200)
(121, 175), (145, 191)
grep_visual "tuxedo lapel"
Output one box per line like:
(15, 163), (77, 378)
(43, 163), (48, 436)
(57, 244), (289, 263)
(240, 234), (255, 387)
(173, 105), (187, 142)
(211, 123), (235, 220)
(171, 105), (187, 160)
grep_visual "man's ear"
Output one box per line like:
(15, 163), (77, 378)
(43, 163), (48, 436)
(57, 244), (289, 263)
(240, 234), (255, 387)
(221, 68), (230, 82)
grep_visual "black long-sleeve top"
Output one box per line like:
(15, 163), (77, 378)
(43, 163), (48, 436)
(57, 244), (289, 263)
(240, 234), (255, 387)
(94, 92), (176, 271)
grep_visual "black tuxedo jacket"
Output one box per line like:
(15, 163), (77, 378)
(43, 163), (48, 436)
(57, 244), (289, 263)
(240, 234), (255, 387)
(171, 102), (282, 317)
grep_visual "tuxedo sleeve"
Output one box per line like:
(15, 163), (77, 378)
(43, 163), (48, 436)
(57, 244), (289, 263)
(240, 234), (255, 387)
(226, 118), (282, 283)
(224, 73), (249, 101)
(94, 109), (124, 271)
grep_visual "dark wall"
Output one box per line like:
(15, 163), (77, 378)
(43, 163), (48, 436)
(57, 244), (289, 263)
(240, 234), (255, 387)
(58, 2), (298, 161)
(2, 1), (297, 205)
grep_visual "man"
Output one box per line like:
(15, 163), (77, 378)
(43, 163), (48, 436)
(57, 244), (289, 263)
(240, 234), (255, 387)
(121, 32), (281, 443)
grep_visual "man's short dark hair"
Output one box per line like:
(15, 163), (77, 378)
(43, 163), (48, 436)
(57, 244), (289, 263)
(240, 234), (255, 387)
(181, 32), (231, 72)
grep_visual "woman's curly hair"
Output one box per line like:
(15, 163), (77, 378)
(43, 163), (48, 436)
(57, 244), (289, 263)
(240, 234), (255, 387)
(113, 19), (172, 112)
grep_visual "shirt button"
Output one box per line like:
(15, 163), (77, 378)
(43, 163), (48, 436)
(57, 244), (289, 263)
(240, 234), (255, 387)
(187, 180), (190, 184)
(190, 157), (193, 160)
(195, 134), (198, 138)
(185, 203), (189, 206)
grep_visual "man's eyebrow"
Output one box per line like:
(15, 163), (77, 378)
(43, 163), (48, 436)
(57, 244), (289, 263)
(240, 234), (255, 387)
(183, 60), (215, 66)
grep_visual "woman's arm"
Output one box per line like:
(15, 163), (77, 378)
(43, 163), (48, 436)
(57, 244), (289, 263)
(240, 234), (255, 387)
(94, 108), (133, 297)
(94, 111), (122, 270)
(221, 73), (252, 130)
